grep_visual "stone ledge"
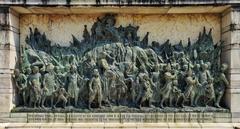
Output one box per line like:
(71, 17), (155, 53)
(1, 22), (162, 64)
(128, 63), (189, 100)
(0, 0), (240, 5)
(1, 122), (239, 129)
(229, 68), (240, 74)
(226, 88), (240, 94)
(0, 112), (232, 123)
(11, 6), (229, 14)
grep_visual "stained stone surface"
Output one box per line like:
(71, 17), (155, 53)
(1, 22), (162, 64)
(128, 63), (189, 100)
(20, 14), (220, 46)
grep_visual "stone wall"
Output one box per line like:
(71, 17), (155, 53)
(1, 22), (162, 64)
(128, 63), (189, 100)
(1, 4), (240, 128)
(0, 8), (19, 112)
(221, 7), (240, 123)
(20, 14), (221, 46)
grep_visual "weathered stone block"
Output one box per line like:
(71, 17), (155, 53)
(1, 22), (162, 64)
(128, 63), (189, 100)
(0, 93), (14, 112)
(199, 123), (234, 129)
(156, 113), (166, 122)
(0, 49), (18, 70)
(53, 113), (66, 123)
(231, 10), (240, 24)
(175, 113), (189, 122)
(143, 113), (156, 123)
(197, 112), (204, 123)
(0, 9), (9, 25)
(203, 112), (214, 123)
(229, 72), (240, 89)
(27, 113), (55, 123)
(221, 31), (231, 46)
(189, 113), (198, 122)
(0, 31), (9, 45)
(221, 48), (231, 68)
(120, 113), (144, 123)
(168, 123), (201, 129)
(214, 112), (232, 123)
(225, 89), (240, 113)
(0, 74), (14, 90)
(230, 30), (240, 45)
(166, 113), (174, 122)
(222, 9), (232, 27)
(231, 112), (240, 123)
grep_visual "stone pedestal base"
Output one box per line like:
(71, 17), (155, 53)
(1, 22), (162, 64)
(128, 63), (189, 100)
(0, 123), (239, 129)
(0, 112), (232, 123)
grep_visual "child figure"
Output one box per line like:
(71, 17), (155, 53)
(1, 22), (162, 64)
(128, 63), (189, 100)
(53, 86), (69, 109)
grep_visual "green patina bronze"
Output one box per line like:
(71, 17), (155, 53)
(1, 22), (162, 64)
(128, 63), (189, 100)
(12, 14), (229, 112)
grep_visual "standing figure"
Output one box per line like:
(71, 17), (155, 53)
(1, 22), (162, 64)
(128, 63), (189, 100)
(82, 54), (96, 78)
(54, 66), (65, 86)
(136, 65), (154, 109)
(65, 65), (81, 107)
(88, 69), (103, 109)
(199, 63), (212, 84)
(42, 64), (57, 108)
(214, 64), (229, 108)
(13, 69), (27, 106)
(159, 64), (176, 108)
(205, 78), (216, 106)
(124, 63), (138, 103)
(28, 66), (42, 108)
(169, 80), (184, 107)
(183, 68), (199, 107)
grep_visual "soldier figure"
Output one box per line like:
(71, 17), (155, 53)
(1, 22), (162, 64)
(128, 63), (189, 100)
(54, 66), (65, 86)
(136, 65), (155, 109)
(28, 66), (42, 108)
(42, 64), (57, 108)
(169, 80), (183, 107)
(159, 64), (176, 108)
(183, 68), (199, 107)
(205, 78), (216, 106)
(14, 69), (27, 106)
(214, 64), (229, 108)
(199, 63), (212, 84)
(65, 65), (81, 107)
(88, 69), (103, 109)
